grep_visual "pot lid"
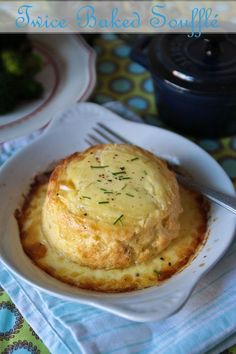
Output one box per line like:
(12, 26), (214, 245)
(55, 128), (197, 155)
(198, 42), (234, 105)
(149, 34), (236, 94)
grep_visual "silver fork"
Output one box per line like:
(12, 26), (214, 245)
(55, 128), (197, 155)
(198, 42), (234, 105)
(86, 122), (236, 215)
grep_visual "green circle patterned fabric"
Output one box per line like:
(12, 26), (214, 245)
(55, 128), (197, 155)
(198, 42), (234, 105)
(0, 286), (50, 353)
(0, 34), (235, 354)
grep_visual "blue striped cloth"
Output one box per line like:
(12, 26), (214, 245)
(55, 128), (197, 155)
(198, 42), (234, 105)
(0, 103), (236, 353)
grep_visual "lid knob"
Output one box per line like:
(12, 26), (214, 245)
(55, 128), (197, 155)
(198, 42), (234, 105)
(202, 34), (225, 62)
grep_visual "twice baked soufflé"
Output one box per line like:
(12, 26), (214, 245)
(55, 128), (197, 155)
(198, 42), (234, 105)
(42, 144), (182, 269)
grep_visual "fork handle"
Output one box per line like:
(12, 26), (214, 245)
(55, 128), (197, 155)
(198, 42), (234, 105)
(177, 174), (236, 215)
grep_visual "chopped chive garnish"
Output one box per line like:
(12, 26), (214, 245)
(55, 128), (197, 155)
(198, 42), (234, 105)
(113, 214), (124, 225)
(130, 157), (139, 161)
(112, 171), (126, 176)
(143, 170), (147, 175)
(97, 179), (102, 182)
(100, 188), (107, 191)
(121, 184), (127, 190)
(119, 177), (131, 180)
(82, 196), (91, 199)
(98, 201), (109, 204)
(104, 191), (113, 194)
(154, 270), (161, 276)
(126, 193), (134, 197)
(90, 165), (109, 169)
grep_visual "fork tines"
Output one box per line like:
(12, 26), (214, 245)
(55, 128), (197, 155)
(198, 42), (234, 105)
(85, 122), (131, 146)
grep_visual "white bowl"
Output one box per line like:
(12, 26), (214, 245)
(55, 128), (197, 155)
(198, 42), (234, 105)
(0, 102), (235, 322)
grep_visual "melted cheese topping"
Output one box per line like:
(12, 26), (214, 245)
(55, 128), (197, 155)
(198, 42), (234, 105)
(18, 180), (207, 292)
(59, 147), (171, 220)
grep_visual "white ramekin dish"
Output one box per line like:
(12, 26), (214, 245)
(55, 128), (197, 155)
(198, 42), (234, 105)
(0, 102), (235, 322)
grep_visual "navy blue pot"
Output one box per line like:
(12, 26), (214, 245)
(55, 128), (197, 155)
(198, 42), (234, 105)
(131, 34), (236, 138)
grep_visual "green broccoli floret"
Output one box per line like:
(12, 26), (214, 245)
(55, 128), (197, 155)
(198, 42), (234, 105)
(0, 72), (17, 114)
(19, 79), (43, 100)
(1, 50), (43, 77)
(26, 53), (43, 76)
(0, 35), (44, 114)
(1, 50), (25, 76)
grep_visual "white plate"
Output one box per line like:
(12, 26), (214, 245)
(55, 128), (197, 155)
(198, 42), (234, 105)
(0, 35), (96, 143)
(0, 102), (235, 322)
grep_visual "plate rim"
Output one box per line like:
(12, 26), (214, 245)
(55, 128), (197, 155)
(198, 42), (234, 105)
(0, 35), (96, 142)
